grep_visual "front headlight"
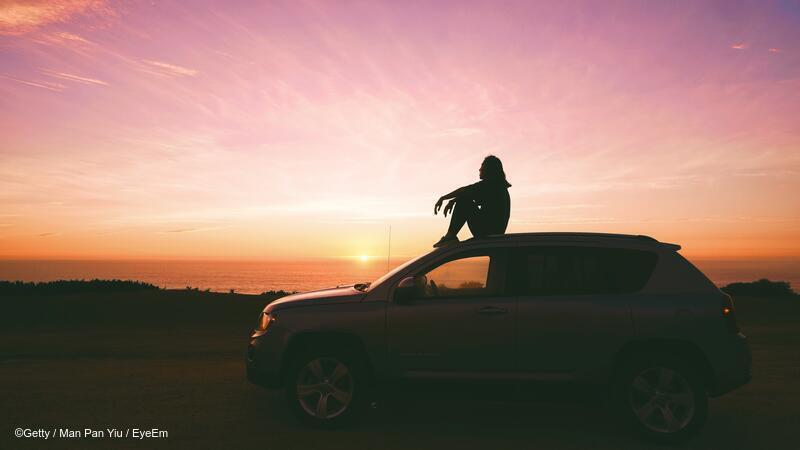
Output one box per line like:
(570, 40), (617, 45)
(256, 312), (274, 332)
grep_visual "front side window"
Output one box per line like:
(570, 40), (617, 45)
(420, 255), (493, 298)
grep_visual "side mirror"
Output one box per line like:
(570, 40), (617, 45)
(395, 276), (424, 303)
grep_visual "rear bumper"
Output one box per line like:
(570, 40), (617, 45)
(709, 332), (752, 397)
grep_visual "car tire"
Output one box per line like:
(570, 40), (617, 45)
(285, 346), (370, 428)
(613, 353), (708, 443)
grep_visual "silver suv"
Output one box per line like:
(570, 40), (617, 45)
(246, 232), (751, 441)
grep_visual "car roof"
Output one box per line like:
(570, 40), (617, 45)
(461, 232), (681, 250)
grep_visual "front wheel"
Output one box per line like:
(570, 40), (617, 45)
(615, 355), (708, 443)
(285, 349), (368, 427)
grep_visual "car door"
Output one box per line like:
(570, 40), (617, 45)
(512, 246), (654, 380)
(386, 248), (516, 377)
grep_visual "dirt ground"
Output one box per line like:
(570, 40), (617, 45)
(1, 291), (798, 449)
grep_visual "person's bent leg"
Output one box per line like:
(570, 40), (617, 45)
(446, 199), (477, 237)
(434, 200), (477, 247)
(466, 213), (490, 238)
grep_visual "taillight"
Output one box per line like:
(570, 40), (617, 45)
(722, 293), (739, 333)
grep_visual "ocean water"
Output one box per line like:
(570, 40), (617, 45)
(0, 257), (798, 295)
(0, 258), (405, 294)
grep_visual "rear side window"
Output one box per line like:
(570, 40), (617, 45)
(517, 246), (657, 295)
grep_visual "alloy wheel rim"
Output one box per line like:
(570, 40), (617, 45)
(628, 366), (696, 434)
(296, 357), (354, 420)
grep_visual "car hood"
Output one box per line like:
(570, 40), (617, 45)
(265, 285), (367, 312)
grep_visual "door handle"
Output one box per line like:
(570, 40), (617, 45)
(476, 306), (508, 315)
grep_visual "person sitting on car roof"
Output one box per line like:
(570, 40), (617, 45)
(433, 155), (511, 248)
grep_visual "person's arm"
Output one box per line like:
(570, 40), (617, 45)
(434, 182), (481, 215)
(439, 184), (472, 201)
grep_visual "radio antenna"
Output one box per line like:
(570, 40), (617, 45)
(387, 225), (391, 273)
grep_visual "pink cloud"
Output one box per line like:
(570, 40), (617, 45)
(141, 59), (199, 77)
(731, 43), (748, 50)
(0, 74), (64, 91)
(0, 0), (113, 35)
(41, 70), (107, 85)
(768, 48), (781, 53)
(43, 31), (90, 44)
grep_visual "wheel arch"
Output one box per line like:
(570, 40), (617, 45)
(611, 339), (716, 392)
(279, 331), (374, 386)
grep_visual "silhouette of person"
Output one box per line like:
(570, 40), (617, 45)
(433, 155), (511, 247)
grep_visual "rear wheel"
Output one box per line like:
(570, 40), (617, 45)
(285, 348), (369, 427)
(615, 355), (708, 442)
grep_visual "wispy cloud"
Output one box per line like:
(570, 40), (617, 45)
(768, 48), (781, 53)
(435, 127), (484, 137)
(0, 0), (112, 35)
(317, 210), (431, 225)
(513, 204), (604, 212)
(42, 69), (107, 86)
(159, 226), (228, 234)
(516, 216), (800, 226)
(141, 59), (199, 77)
(731, 43), (748, 50)
(36, 232), (59, 237)
(0, 74), (64, 91)
(513, 216), (621, 225)
(29, 31), (93, 48)
(54, 31), (88, 42)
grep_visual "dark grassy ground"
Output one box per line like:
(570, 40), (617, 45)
(1, 290), (798, 449)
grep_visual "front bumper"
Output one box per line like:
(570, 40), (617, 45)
(245, 334), (284, 389)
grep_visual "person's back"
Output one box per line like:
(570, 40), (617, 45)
(469, 178), (510, 236)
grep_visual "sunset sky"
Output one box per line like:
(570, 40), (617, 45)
(1, 0), (799, 261)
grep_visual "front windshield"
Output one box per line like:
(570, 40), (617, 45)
(368, 251), (432, 290)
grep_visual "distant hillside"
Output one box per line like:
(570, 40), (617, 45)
(4, 277), (795, 299)
(722, 279), (797, 298)
(0, 279), (161, 295)
(0, 279), (297, 297)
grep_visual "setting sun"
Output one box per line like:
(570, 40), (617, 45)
(359, 255), (369, 262)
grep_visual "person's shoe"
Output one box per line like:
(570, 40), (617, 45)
(433, 235), (459, 248)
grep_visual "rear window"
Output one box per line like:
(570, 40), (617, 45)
(518, 246), (657, 295)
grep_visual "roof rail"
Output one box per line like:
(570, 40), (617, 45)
(483, 232), (658, 241)
(468, 232), (681, 250)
